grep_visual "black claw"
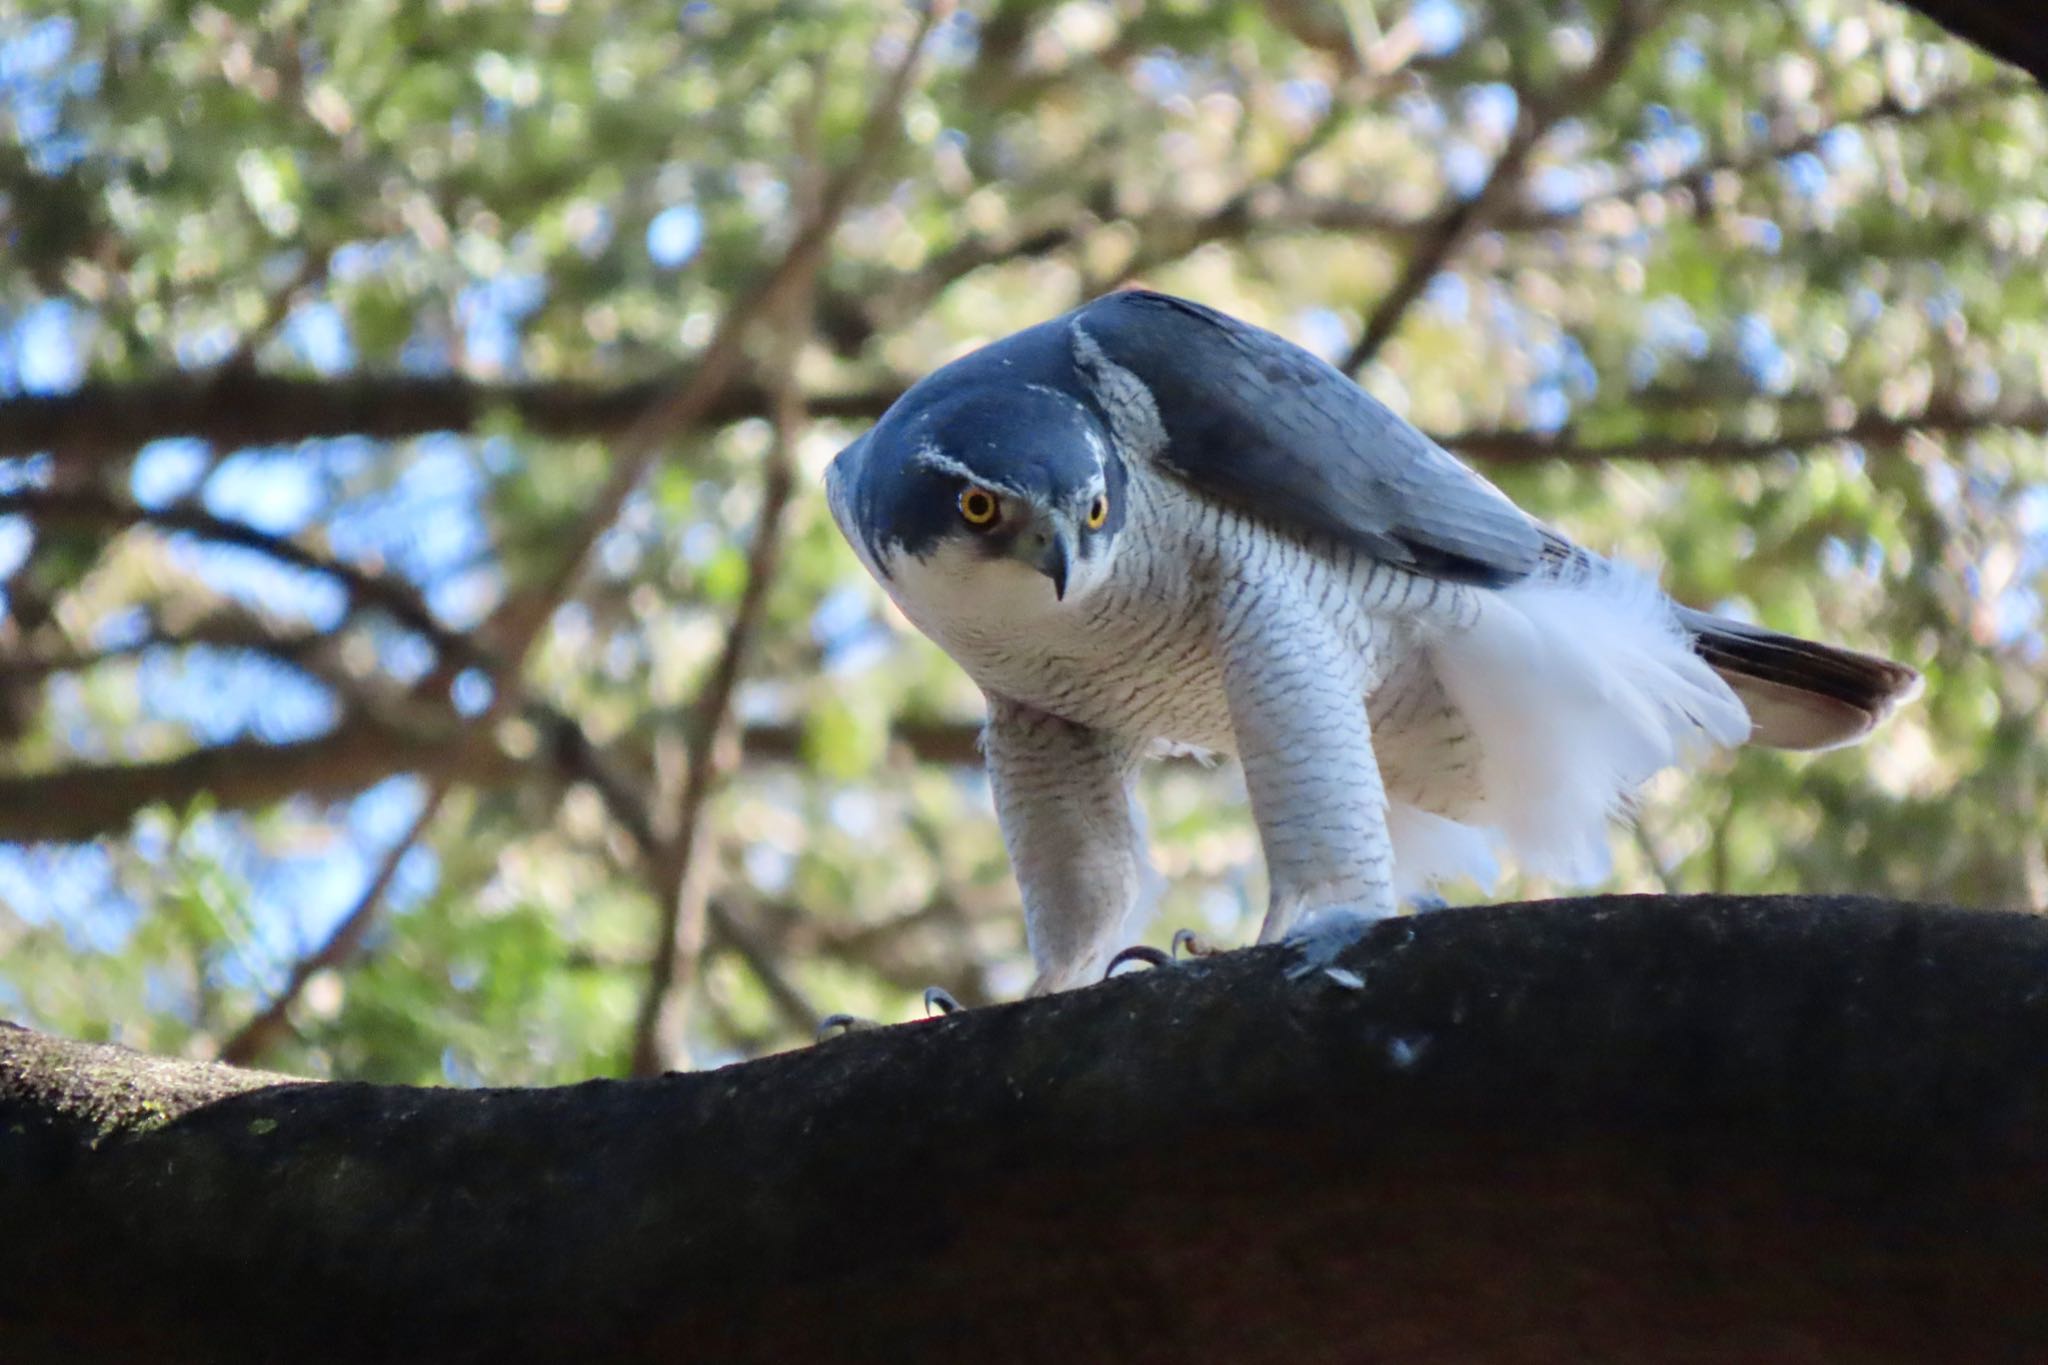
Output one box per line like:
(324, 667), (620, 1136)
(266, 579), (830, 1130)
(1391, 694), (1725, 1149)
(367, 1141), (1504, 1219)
(1103, 944), (1172, 978)
(923, 986), (963, 1016)
(1170, 928), (1217, 960)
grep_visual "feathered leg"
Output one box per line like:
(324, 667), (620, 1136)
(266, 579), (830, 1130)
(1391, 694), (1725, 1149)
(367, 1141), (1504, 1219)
(1215, 584), (1396, 942)
(984, 695), (1155, 995)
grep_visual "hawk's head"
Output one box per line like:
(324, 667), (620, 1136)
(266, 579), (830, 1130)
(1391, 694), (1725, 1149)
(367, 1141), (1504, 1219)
(827, 375), (1128, 617)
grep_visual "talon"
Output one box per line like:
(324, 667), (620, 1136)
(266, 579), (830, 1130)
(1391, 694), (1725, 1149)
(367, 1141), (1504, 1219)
(1170, 928), (1217, 960)
(924, 986), (963, 1016)
(1103, 944), (1172, 977)
(815, 1013), (877, 1042)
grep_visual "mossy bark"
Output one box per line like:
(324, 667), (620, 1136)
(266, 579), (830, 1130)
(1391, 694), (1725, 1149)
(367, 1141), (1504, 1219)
(5, 895), (2048, 1364)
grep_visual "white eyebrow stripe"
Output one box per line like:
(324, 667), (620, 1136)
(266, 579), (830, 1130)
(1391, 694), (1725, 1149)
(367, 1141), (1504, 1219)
(913, 442), (1026, 495)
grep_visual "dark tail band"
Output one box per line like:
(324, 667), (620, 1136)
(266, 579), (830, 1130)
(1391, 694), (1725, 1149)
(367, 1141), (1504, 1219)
(1674, 606), (1923, 752)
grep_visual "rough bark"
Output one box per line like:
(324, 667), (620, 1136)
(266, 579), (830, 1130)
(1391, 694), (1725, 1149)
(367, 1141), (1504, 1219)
(4, 894), (2047, 1364)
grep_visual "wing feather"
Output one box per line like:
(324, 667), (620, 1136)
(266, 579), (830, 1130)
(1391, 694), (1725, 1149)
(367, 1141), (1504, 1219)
(1074, 290), (1542, 586)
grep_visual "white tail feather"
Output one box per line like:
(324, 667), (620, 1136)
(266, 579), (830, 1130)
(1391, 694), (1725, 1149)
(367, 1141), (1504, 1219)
(1399, 562), (1749, 890)
(1388, 802), (1499, 898)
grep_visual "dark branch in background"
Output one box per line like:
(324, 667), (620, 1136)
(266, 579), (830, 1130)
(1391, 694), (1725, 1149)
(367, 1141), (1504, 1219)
(215, 244), (338, 380)
(216, 782), (450, 1067)
(0, 608), (329, 684)
(0, 62), (2013, 460)
(1447, 396), (2048, 463)
(0, 371), (899, 464)
(15, 372), (2035, 485)
(630, 327), (814, 1076)
(602, 12), (948, 1068)
(0, 489), (826, 1031)
(6, 898), (2048, 1364)
(1104, 80), (1362, 292)
(1344, 0), (1653, 376)
(0, 706), (984, 843)
(0, 489), (476, 663)
(821, 60), (2022, 333)
(1505, 74), (2035, 233)
(1888, 0), (2048, 85)
(0, 720), (489, 842)
(3, 383), (2036, 845)
(485, 1), (947, 662)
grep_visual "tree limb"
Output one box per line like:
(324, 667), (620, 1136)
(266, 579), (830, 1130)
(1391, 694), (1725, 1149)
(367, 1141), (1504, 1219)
(0, 718), (491, 841)
(1343, 0), (1653, 376)
(0, 371), (899, 465)
(215, 781), (451, 1067)
(4, 896), (2047, 1364)
(7, 366), (2037, 486)
(1504, 73), (2035, 233)
(0, 610), (330, 684)
(1448, 397), (2048, 463)
(0, 489), (475, 663)
(9, 378), (2039, 842)
(630, 313), (814, 1075)
(1888, 0), (2048, 85)
(487, 2), (947, 660)
(0, 715), (985, 845)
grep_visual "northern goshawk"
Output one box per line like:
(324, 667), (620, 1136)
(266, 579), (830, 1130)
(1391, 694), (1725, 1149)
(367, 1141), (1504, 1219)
(826, 290), (1920, 994)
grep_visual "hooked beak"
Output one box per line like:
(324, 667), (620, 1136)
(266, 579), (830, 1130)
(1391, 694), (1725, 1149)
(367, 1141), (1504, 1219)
(1034, 528), (1072, 601)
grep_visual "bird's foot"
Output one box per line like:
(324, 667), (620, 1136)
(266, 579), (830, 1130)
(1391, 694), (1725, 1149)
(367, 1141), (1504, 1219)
(1102, 928), (1220, 980)
(1282, 905), (1396, 986)
(814, 986), (964, 1043)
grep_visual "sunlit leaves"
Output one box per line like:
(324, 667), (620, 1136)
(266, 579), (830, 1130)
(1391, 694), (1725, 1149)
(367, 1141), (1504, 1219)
(3, 0), (2044, 1083)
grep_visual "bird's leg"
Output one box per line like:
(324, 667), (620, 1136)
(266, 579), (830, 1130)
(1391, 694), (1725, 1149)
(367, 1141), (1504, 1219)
(1217, 590), (1398, 944)
(983, 695), (1154, 996)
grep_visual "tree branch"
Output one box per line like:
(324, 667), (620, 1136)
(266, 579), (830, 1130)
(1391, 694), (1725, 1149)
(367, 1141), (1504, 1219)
(630, 324), (814, 1076)
(5, 896), (2048, 1364)
(487, 2), (947, 661)
(1343, 0), (1653, 375)
(1888, 0), (2048, 85)
(215, 781), (450, 1067)
(6, 381), (2034, 843)
(0, 715), (985, 845)
(1507, 74), (2035, 234)
(0, 718), (487, 842)
(0, 489), (475, 664)
(0, 372), (899, 465)
(0, 610), (330, 684)
(1447, 396), (2048, 463)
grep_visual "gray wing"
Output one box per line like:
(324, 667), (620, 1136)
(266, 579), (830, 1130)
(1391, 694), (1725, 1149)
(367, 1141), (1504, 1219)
(1073, 290), (1542, 586)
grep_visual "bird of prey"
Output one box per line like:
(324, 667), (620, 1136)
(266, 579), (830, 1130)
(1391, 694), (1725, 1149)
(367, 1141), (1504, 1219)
(826, 290), (1920, 995)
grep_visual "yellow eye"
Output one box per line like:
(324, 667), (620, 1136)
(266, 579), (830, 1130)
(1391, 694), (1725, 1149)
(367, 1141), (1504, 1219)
(1086, 494), (1109, 530)
(958, 486), (1000, 528)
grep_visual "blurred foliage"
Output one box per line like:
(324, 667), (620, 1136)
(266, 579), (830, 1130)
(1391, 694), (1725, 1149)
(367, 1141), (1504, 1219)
(0, 0), (2043, 1083)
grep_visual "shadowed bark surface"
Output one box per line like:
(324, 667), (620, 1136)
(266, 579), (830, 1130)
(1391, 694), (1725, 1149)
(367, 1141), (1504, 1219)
(1894, 0), (2047, 82)
(4, 894), (2047, 1364)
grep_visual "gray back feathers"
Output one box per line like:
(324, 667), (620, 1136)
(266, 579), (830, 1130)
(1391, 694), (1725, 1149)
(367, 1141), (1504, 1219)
(1073, 291), (1545, 587)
